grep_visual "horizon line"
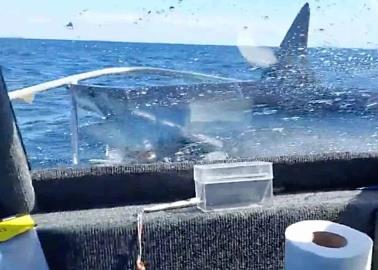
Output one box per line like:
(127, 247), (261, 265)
(0, 36), (376, 50)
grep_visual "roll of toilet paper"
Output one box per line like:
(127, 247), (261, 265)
(285, 220), (373, 270)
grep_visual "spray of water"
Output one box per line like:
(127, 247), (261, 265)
(237, 28), (277, 68)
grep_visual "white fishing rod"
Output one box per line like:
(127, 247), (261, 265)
(8, 66), (240, 103)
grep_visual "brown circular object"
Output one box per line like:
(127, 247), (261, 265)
(312, 231), (347, 248)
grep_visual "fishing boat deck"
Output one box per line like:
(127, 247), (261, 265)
(27, 152), (378, 269)
(33, 189), (378, 269)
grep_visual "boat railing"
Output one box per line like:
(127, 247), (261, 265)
(8, 67), (242, 165)
(8, 66), (240, 103)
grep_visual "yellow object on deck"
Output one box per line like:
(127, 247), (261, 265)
(0, 215), (35, 242)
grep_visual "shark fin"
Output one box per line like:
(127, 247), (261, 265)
(279, 2), (310, 56)
(262, 3), (312, 81)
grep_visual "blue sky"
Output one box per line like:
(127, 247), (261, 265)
(1, 0), (377, 48)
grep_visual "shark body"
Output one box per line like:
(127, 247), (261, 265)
(69, 3), (378, 163)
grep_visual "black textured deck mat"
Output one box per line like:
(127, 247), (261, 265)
(34, 190), (377, 270)
(31, 152), (378, 212)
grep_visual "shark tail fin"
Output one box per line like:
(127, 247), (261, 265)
(279, 2), (310, 56)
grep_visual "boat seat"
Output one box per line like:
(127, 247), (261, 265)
(33, 189), (378, 270)
(29, 154), (378, 269)
(0, 69), (34, 219)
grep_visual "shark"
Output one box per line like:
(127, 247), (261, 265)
(10, 3), (377, 163)
(69, 3), (320, 163)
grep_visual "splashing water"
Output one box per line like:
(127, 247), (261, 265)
(237, 28), (278, 68)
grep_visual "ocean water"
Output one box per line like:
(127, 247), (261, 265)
(1, 38), (378, 168)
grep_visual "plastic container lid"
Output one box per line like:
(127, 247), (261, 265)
(194, 161), (273, 183)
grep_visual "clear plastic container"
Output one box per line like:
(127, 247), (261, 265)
(194, 161), (273, 212)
